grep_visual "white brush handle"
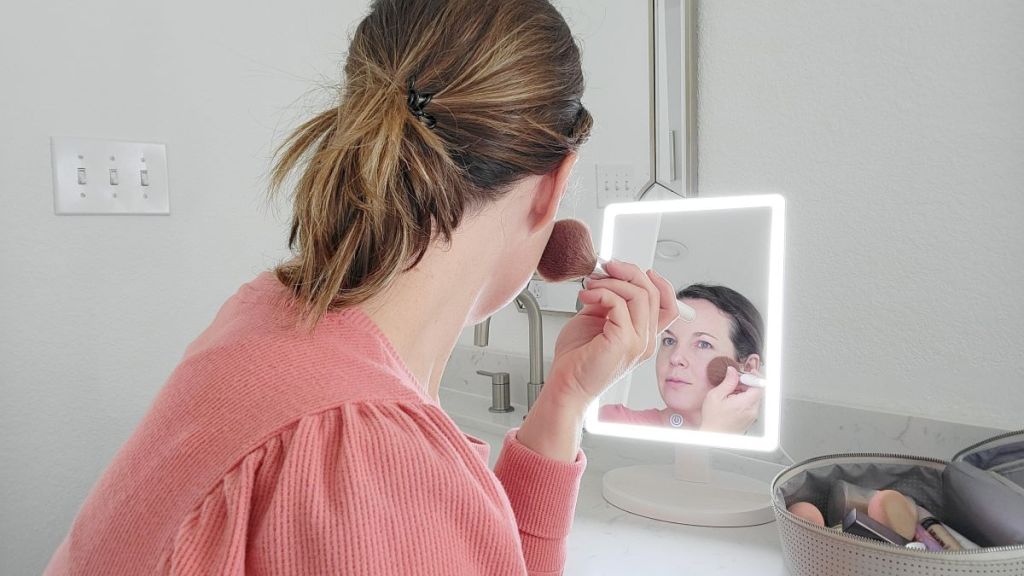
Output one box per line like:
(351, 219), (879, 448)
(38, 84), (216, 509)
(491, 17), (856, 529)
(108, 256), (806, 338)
(675, 301), (696, 322)
(592, 259), (696, 323)
(739, 373), (767, 389)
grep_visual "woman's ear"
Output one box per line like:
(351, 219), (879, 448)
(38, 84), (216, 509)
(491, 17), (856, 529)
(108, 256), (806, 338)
(529, 152), (577, 232)
(742, 354), (761, 374)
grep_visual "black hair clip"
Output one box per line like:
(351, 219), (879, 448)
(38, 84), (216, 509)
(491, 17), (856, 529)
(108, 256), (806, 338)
(407, 80), (437, 129)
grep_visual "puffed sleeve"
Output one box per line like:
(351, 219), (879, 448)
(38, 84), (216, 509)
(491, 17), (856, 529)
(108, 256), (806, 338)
(160, 403), (539, 575)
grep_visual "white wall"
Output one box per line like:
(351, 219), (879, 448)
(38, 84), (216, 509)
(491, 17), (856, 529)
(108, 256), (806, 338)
(697, 1), (1024, 429)
(478, 0), (1024, 435)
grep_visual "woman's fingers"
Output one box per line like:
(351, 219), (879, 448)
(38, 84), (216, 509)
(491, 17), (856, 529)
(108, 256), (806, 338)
(710, 368), (764, 410)
(585, 278), (649, 349)
(738, 387), (764, 410)
(647, 269), (679, 333)
(601, 260), (662, 350)
(578, 287), (633, 344)
(603, 261), (658, 333)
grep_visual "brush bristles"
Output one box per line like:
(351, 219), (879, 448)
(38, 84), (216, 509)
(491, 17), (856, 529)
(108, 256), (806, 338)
(537, 219), (599, 282)
(707, 356), (741, 386)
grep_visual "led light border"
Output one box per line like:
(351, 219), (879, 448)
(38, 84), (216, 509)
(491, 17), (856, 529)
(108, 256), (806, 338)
(584, 194), (786, 452)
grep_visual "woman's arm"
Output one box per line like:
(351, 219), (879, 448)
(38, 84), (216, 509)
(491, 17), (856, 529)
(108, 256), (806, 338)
(494, 263), (675, 575)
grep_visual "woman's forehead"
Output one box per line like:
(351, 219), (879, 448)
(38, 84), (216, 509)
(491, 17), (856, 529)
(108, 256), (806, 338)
(668, 298), (732, 337)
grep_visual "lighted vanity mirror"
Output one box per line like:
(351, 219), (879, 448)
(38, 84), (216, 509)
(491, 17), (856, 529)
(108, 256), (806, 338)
(584, 195), (786, 453)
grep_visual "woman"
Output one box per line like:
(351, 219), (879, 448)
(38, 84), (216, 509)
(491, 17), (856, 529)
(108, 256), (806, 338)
(44, 1), (676, 574)
(600, 284), (765, 434)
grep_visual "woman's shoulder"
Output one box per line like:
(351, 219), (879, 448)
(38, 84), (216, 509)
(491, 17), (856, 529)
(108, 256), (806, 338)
(65, 399), (503, 574)
(163, 271), (431, 418)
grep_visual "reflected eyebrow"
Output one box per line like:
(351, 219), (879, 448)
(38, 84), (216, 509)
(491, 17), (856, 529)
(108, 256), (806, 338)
(664, 328), (677, 337)
(694, 331), (720, 340)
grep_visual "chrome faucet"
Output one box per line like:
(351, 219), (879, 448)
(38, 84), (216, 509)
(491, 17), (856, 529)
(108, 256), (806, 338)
(473, 287), (544, 411)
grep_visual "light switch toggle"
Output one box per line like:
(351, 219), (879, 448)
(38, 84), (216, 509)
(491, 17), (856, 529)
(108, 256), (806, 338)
(140, 169), (150, 186)
(77, 168), (87, 185)
(109, 168), (119, 186)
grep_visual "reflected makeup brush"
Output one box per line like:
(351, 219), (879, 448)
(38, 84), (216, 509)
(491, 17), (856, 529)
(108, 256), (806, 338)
(537, 219), (696, 322)
(707, 356), (767, 388)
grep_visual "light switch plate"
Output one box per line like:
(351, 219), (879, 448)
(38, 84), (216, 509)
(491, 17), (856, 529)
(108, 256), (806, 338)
(596, 164), (637, 208)
(51, 137), (170, 215)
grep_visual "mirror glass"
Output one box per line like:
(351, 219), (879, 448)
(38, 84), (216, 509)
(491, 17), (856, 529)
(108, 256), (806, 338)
(584, 196), (785, 452)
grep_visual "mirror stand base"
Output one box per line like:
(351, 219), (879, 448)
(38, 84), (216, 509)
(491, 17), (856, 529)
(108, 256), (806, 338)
(602, 462), (774, 527)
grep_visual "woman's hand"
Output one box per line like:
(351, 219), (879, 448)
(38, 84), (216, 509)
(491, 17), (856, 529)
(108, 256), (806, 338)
(699, 366), (764, 434)
(546, 261), (679, 411)
(517, 261), (676, 462)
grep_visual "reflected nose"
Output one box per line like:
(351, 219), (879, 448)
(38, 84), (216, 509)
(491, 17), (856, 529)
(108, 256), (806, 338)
(670, 348), (689, 367)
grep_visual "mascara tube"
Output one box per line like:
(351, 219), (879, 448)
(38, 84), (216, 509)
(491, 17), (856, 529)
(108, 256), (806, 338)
(920, 516), (963, 551)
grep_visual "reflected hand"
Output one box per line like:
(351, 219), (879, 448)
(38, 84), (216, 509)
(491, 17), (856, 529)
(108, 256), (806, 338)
(546, 261), (678, 410)
(699, 366), (763, 434)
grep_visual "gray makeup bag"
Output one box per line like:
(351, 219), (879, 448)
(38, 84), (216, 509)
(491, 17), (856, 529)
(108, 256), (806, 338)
(771, 429), (1024, 575)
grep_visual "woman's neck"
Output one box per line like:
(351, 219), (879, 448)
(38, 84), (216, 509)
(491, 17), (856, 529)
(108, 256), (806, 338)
(351, 181), (547, 400)
(358, 259), (480, 399)
(356, 212), (509, 400)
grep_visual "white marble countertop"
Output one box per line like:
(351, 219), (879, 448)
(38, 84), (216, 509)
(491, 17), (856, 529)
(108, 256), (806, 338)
(442, 387), (788, 575)
(441, 345), (1005, 575)
(564, 455), (786, 575)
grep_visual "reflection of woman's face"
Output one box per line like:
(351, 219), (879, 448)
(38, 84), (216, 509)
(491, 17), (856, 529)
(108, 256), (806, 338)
(655, 298), (738, 416)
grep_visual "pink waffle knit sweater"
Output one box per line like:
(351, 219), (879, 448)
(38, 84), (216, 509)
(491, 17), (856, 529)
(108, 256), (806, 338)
(45, 272), (585, 575)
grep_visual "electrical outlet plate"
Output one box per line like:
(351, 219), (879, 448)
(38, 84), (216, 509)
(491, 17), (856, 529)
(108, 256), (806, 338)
(596, 164), (637, 208)
(50, 137), (170, 215)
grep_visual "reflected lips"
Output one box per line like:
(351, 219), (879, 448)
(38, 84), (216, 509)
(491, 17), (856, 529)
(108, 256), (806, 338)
(665, 378), (691, 388)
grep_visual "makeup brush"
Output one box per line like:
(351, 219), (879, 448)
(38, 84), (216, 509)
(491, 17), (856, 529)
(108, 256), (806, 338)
(538, 219), (696, 322)
(706, 356), (767, 388)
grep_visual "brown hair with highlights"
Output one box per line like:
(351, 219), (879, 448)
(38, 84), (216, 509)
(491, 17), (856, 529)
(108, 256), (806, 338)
(270, 0), (592, 328)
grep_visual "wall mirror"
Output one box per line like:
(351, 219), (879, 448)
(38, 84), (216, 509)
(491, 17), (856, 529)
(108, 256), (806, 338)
(641, 0), (697, 200)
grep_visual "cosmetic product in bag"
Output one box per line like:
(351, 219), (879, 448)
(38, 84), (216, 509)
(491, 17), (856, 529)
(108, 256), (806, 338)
(773, 431), (1024, 576)
(827, 480), (877, 528)
(943, 459), (1024, 547)
(842, 509), (909, 546)
(920, 515), (964, 550)
(787, 502), (825, 526)
(866, 490), (918, 540)
(912, 524), (945, 551)
(915, 506), (979, 550)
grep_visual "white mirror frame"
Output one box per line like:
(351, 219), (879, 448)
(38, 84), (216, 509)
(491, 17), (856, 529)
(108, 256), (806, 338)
(584, 194), (787, 452)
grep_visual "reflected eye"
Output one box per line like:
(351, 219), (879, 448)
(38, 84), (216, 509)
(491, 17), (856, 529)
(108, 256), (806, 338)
(661, 336), (677, 347)
(696, 340), (714, 350)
